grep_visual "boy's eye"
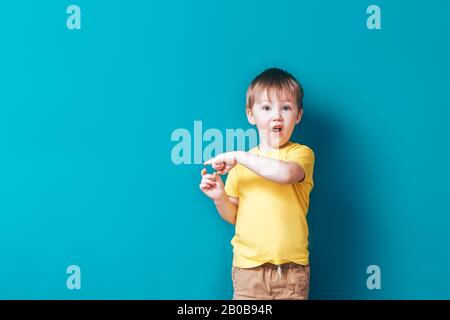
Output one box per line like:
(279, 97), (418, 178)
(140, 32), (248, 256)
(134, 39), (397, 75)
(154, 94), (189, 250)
(262, 105), (271, 111)
(282, 105), (291, 111)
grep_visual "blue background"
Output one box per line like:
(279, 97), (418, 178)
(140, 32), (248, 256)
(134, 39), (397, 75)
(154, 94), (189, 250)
(0, 0), (449, 299)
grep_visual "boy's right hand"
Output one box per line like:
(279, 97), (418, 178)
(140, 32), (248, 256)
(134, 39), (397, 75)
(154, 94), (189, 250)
(199, 168), (225, 202)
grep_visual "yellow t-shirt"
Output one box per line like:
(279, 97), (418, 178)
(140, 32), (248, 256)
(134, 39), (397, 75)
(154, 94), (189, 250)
(224, 141), (315, 268)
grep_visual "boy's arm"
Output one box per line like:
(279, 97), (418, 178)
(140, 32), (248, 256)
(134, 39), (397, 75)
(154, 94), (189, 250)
(237, 151), (305, 185)
(214, 195), (238, 225)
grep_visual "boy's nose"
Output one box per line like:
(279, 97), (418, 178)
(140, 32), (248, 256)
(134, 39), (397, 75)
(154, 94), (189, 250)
(272, 112), (283, 121)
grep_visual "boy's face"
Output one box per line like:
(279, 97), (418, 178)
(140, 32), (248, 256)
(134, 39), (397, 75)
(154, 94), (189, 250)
(246, 89), (303, 149)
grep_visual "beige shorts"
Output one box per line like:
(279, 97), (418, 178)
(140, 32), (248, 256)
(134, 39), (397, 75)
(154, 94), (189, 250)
(232, 262), (310, 300)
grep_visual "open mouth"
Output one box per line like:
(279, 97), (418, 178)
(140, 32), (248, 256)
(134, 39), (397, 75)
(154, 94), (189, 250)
(271, 126), (283, 133)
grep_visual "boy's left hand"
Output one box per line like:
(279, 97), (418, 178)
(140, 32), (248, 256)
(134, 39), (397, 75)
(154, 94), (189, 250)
(203, 151), (242, 175)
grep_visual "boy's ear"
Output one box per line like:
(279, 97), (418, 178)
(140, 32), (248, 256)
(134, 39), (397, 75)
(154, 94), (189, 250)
(246, 108), (256, 125)
(295, 108), (303, 124)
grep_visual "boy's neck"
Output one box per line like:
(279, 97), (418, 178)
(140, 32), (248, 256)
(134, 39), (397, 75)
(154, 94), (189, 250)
(258, 140), (290, 153)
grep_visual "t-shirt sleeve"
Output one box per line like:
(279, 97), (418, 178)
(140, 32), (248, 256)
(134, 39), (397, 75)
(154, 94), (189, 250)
(224, 166), (239, 198)
(287, 145), (315, 185)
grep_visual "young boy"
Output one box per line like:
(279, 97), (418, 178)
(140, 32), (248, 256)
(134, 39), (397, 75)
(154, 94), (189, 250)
(200, 68), (315, 300)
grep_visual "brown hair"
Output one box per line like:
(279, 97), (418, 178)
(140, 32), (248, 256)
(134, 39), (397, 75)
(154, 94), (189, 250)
(246, 68), (304, 110)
